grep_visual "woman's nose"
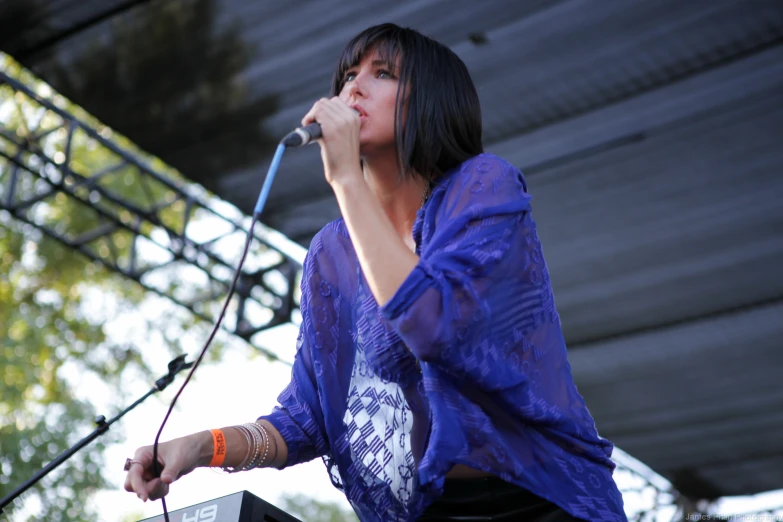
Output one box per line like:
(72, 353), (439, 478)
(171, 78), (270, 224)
(344, 75), (365, 99)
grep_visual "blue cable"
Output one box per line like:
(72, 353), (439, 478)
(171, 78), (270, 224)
(254, 143), (287, 217)
(154, 141), (289, 521)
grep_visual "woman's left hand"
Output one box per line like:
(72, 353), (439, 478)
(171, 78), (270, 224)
(301, 97), (362, 185)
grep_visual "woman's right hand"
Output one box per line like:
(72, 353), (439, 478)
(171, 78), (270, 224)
(124, 431), (211, 502)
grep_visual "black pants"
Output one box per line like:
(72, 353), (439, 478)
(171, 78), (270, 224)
(417, 476), (585, 521)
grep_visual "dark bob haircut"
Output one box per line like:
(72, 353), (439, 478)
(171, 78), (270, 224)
(331, 23), (483, 184)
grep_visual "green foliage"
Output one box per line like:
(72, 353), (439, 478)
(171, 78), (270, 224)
(118, 510), (146, 522)
(0, 54), (210, 521)
(0, 175), (134, 520)
(278, 493), (359, 522)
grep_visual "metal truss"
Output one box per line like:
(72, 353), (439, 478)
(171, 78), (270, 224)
(610, 451), (680, 522)
(0, 71), (303, 363)
(613, 449), (783, 521)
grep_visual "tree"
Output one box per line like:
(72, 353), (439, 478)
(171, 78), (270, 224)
(278, 493), (359, 522)
(0, 53), (213, 521)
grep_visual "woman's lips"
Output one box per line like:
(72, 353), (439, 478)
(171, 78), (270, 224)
(350, 104), (367, 118)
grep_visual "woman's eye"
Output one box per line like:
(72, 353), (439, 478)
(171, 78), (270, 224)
(378, 70), (393, 79)
(344, 72), (357, 82)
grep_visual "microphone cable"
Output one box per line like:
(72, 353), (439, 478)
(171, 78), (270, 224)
(150, 139), (290, 521)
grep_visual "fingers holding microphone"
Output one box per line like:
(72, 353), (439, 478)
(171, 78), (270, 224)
(301, 97), (362, 185)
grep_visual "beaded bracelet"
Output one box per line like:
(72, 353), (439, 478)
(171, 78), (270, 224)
(255, 422), (271, 468)
(265, 422), (278, 468)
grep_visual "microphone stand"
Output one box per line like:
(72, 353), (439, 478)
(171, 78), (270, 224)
(0, 354), (194, 514)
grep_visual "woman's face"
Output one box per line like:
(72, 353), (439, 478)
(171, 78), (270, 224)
(339, 48), (403, 156)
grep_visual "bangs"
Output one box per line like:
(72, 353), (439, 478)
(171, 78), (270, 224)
(330, 23), (483, 181)
(332, 30), (404, 93)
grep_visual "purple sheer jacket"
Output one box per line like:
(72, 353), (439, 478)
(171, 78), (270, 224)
(260, 154), (627, 522)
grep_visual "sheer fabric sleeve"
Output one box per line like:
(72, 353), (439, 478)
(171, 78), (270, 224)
(380, 155), (547, 389)
(258, 251), (330, 468)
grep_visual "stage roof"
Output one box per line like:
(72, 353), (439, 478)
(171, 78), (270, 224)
(2, 0), (782, 502)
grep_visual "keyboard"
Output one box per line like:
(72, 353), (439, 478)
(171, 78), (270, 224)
(137, 490), (303, 522)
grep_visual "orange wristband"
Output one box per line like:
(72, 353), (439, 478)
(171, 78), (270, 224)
(209, 429), (227, 467)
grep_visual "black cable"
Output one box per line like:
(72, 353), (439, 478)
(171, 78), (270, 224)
(148, 133), (299, 518)
(151, 216), (259, 521)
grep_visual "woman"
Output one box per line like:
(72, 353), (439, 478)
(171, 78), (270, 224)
(125, 23), (628, 522)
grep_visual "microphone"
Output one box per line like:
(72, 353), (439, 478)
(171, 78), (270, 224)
(280, 122), (321, 147)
